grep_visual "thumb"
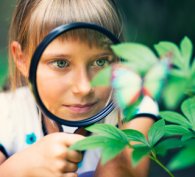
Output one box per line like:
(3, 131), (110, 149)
(58, 132), (85, 146)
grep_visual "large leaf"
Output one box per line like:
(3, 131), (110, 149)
(163, 77), (187, 109)
(122, 129), (148, 145)
(122, 99), (142, 122)
(181, 97), (195, 130)
(154, 138), (182, 156)
(86, 124), (129, 144)
(180, 36), (193, 70)
(160, 111), (191, 129)
(70, 135), (112, 151)
(91, 66), (112, 87)
(148, 119), (165, 147)
(131, 145), (151, 166)
(181, 133), (195, 142)
(70, 135), (127, 165)
(111, 43), (157, 74)
(170, 68), (188, 78)
(168, 140), (195, 170)
(101, 139), (127, 164)
(164, 125), (190, 136)
(191, 59), (195, 77)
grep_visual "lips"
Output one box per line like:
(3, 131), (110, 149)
(63, 102), (97, 114)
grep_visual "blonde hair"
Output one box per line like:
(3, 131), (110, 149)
(8, 0), (123, 89)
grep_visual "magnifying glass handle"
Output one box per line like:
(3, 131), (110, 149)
(78, 171), (95, 177)
(74, 127), (91, 136)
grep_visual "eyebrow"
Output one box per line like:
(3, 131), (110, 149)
(41, 53), (70, 61)
(41, 52), (113, 61)
(91, 52), (114, 58)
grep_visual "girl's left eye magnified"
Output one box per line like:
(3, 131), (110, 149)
(92, 56), (115, 68)
(96, 58), (108, 67)
(51, 59), (69, 69)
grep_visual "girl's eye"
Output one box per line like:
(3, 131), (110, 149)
(96, 59), (107, 66)
(51, 60), (69, 69)
(94, 58), (110, 67)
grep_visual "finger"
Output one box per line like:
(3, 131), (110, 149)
(62, 160), (80, 173)
(66, 149), (83, 163)
(61, 133), (85, 146)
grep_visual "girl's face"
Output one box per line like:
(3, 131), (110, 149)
(36, 38), (116, 121)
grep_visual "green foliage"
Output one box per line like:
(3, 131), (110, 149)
(181, 97), (195, 130)
(122, 99), (142, 122)
(86, 124), (129, 143)
(111, 43), (158, 74)
(70, 37), (195, 177)
(70, 124), (129, 164)
(161, 97), (195, 171)
(161, 97), (195, 137)
(154, 138), (182, 156)
(0, 52), (8, 90)
(168, 140), (195, 170)
(148, 119), (165, 146)
(155, 37), (195, 108)
(91, 66), (112, 87)
(131, 145), (151, 166)
(122, 129), (148, 144)
(160, 112), (191, 129)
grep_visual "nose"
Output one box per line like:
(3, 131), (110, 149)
(72, 68), (93, 96)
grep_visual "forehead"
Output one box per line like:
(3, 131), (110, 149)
(58, 29), (113, 47)
(42, 37), (113, 57)
(42, 29), (114, 53)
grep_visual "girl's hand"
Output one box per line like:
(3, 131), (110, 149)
(0, 133), (85, 177)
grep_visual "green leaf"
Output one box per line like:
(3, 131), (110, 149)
(160, 111), (191, 129)
(168, 145), (195, 170)
(164, 125), (190, 136)
(168, 139), (195, 170)
(181, 133), (195, 142)
(148, 119), (165, 147)
(86, 124), (129, 144)
(69, 135), (111, 151)
(181, 97), (195, 130)
(131, 146), (151, 166)
(163, 77), (187, 109)
(170, 69), (188, 78)
(70, 135), (128, 165)
(180, 36), (193, 69)
(122, 129), (148, 145)
(122, 99), (142, 122)
(155, 138), (182, 156)
(111, 43), (157, 74)
(91, 66), (112, 87)
(101, 139), (127, 164)
(191, 60), (195, 76)
(154, 41), (183, 68)
(0, 52), (8, 90)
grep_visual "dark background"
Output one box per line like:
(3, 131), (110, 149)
(0, 0), (195, 176)
(1, 0), (195, 87)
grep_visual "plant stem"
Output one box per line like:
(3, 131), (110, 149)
(150, 152), (175, 177)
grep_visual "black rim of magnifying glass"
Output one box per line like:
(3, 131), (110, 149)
(29, 22), (120, 127)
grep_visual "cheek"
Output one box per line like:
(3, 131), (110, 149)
(36, 69), (70, 108)
(95, 86), (112, 101)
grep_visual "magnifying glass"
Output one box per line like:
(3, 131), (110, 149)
(29, 22), (120, 128)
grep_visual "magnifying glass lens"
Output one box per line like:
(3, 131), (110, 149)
(29, 23), (120, 126)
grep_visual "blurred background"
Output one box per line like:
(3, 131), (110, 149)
(0, 0), (15, 89)
(0, 0), (195, 176)
(1, 0), (195, 89)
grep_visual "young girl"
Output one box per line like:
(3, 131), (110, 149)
(0, 0), (158, 177)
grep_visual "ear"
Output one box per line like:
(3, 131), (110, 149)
(11, 41), (29, 77)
